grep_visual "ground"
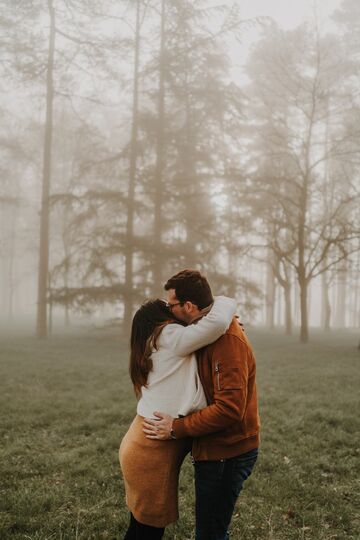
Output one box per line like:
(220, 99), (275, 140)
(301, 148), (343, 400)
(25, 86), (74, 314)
(0, 327), (359, 539)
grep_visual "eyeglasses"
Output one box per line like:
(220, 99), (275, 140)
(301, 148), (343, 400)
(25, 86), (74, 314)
(165, 301), (185, 310)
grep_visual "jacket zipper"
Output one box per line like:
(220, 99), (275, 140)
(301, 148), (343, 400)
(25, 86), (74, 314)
(215, 362), (221, 390)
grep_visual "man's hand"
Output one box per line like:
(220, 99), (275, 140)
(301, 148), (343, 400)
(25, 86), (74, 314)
(142, 412), (174, 440)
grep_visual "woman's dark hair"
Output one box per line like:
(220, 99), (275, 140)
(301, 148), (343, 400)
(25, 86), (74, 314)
(164, 269), (213, 310)
(130, 299), (176, 397)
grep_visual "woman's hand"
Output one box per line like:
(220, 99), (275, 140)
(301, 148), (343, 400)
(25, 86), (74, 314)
(143, 412), (174, 440)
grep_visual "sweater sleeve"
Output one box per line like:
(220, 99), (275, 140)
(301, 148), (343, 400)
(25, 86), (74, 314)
(172, 334), (250, 438)
(159, 296), (236, 357)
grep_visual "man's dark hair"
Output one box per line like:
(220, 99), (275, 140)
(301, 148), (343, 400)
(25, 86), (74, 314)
(164, 269), (213, 309)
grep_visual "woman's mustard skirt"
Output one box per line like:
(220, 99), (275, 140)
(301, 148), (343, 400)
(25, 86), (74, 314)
(119, 415), (191, 528)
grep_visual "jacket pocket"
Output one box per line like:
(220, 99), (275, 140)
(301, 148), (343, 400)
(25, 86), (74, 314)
(215, 362), (243, 390)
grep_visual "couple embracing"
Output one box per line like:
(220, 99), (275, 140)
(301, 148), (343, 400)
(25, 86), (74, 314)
(120, 269), (260, 540)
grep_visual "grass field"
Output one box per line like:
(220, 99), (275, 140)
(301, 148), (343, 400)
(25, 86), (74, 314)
(0, 327), (359, 539)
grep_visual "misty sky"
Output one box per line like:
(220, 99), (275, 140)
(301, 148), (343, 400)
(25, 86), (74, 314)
(209, 0), (343, 85)
(241, 0), (341, 27)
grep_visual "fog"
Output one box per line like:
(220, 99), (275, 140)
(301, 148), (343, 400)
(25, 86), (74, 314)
(1, 0), (359, 342)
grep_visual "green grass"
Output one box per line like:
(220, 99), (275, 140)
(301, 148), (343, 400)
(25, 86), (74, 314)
(0, 327), (359, 539)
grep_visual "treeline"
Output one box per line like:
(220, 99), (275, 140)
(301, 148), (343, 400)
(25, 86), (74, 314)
(0, 0), (359, 342)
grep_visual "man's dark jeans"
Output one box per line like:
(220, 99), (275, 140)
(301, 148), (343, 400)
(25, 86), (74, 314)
(194, 448), (258, 540)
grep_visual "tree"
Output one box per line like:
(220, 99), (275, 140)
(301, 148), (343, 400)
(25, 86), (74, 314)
(36, 0), (56, 338)
(246, 24), (360, 341)
(38, 1), (262, 326)
(1, 0), (129, 334)
(124, 0), (141, 331)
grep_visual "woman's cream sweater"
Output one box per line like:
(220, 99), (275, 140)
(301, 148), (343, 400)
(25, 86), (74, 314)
(137, 296), (236, 419)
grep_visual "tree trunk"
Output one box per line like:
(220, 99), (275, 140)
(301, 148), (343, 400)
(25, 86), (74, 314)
(335, 262), (347, 327)
(63, 254), (70, 328)
(265, 255), (275, 329)
(298, 180), (309, 342)
(36, 0), (55, 338)
(299, 276), (309, 342)
(48, 271), (53, 336)
(276, 282), (282, 327)
(293, 279), (299, 328)
(152, 0), (166, 296)
(297, 94), (314, 343)
(183, 73), (199, 268)
(298, 164), (309, 341)
(124, 0), (141, 332)
(321, 102), (332, 332)
(284, 282), (292, 335)
(321, 270), (331, 331)
(274, 257), (292, 335)
(7, 202), (17, 321)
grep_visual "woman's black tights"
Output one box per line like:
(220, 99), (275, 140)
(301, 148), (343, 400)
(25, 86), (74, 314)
(123, 513), (165, 540)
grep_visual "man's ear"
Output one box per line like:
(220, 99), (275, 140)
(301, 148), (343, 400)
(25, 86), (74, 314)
(184, 301), (196, 313)
(186, 301), (200, 314)
(183, 301), (192, 313)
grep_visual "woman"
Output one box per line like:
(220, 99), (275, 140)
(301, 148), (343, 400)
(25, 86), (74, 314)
(119, 295), (236, 540)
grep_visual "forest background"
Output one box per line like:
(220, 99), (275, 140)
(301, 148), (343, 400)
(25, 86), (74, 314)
(1, 1), (360, 538)
(1, 0), (360, 342)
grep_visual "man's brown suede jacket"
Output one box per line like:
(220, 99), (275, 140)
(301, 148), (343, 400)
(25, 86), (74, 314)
(172, 317), (260, 461)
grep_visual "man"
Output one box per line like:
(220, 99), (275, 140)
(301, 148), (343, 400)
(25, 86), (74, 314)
(143, 269), (260, 540)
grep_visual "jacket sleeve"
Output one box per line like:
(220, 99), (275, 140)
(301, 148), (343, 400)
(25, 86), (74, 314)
(172, 334), (250, 438)
(159, 296), (236, 357)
